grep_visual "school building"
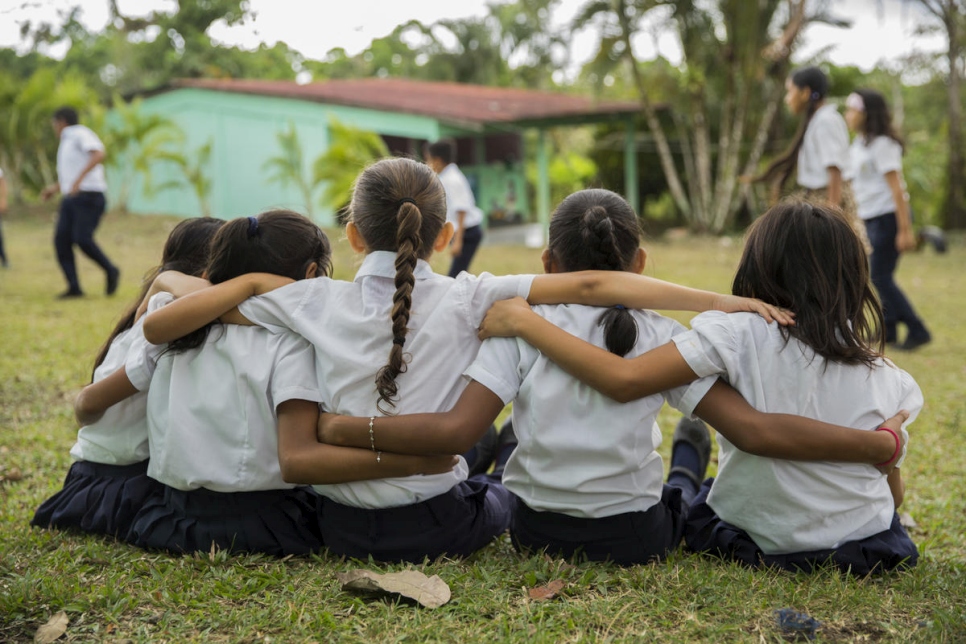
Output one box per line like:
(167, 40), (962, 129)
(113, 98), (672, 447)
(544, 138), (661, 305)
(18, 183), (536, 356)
(124, 77), (642, 233)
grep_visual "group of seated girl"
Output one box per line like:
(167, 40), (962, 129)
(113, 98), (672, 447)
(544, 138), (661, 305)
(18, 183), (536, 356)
(32, 157), (920, 576)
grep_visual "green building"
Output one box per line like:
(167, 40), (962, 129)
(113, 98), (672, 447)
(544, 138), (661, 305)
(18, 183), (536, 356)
(126, 77), (641, 233)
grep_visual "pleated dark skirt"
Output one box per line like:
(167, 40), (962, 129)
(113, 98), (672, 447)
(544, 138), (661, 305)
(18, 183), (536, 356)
(128, 485), (324, 557)
(31, 460), (163, 540)
(684, 478), (919, 576)
(319, 476), (514, 563)
(511, 484), (687, 567)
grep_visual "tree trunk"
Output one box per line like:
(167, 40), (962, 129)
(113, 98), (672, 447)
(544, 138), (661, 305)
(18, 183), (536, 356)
(944, 3), (966, 228)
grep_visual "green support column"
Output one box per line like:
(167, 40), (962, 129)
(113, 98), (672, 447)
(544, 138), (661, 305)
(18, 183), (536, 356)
(474, 133), (487, 226)
(537, 128), (550, 245)
(624, 115), (639, 215)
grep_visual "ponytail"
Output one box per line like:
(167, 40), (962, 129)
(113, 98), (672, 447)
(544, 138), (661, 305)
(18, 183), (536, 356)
(374, 201), (422, 413)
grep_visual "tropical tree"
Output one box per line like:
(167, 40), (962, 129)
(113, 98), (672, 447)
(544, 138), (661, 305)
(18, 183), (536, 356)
(155, 139), (215, 218)
(263, 122), (317, 217)
(313, 118), (389, 220)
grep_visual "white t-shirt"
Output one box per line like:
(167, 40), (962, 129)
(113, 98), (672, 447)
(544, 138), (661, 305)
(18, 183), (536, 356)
(672, 311), (922, 554)
(848, 135), (904, 220)
(238, 251), (534, 508)
(438, 163), (484, 229)
(57, 124), (107, 194)
(797, 104), (849, 190)
(466, 304), (716, 519)
(144, 321), (322, 493)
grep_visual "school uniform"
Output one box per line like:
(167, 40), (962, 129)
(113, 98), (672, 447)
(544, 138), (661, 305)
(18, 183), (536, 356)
(54, 124), (117, 295)
(31, 295), (168, 538)
(237, 251), (533, 562)
(127, 318), (325, 556)
(438, 163), (485, 277)
(465, 304), (715, 566)
(849, 135), (929, 344)
(672, 311), (922, 574)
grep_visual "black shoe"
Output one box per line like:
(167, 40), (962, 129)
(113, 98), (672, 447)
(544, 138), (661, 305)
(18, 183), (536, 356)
(491, 419), (518, 478)
(917, 226), (947, 254)
(668, 417), (712, 487)
(465, 424), (498, 478)
(57, 289), (84, 299)
(106, 268), (120, 296)
(897, 332), (931, 351)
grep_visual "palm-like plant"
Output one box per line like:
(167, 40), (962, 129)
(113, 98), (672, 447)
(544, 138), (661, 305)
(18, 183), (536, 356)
(263, 122), (316, 217)
(313, 118), (389, 222)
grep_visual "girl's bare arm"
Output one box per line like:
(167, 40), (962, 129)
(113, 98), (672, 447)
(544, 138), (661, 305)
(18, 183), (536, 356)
(74, 367), (140, 426)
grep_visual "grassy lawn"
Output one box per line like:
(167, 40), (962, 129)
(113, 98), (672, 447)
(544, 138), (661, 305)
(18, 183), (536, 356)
(1, 208), (964, 642)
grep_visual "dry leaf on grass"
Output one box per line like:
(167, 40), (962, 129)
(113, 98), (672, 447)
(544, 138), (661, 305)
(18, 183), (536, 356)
(528, 579), (566, 601)
(1, 466), (23, 483)
(336, 570), (451, 608)
(34, 611), (68, 643)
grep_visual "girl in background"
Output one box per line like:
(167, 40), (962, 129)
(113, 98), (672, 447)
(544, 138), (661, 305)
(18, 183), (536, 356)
(846, 88), (931, 351)
(31, 217), (224, 538)
(316, 190), (908, 566)
(478, 199), (920, 575)
(128, 210), (454, 556)
(142, 158), (791, 564)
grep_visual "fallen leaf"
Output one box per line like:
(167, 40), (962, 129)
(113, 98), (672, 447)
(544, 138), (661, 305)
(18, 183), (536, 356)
(336, 570), (451, 608)
(34, 611), (68, 643)
(899, 512), (918, 529)
(4, 467), (22, 482)
(528, 579), (566, 601)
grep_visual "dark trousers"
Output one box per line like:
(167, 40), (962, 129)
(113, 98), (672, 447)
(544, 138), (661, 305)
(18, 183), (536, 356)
(865, 213), (928, 343)
(55, 192), (115, 293)
(0, 217), (6, 265)
(448, 224), (483, 277)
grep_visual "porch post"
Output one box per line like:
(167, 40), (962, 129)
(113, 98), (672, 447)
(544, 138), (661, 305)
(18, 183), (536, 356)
(624, 115), (639, 215)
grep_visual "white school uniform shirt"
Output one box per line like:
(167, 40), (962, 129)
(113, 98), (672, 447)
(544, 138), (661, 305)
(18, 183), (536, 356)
(672, 311), (922, 554)
(238, 251), (534, 508)
(849, 135), (904, 220)
(57, 124), (107, 194)
(438, 163), (484, 229)
(797, 104), (849, 190)
(466, 304), (716, 519)
(144, 315), (323, 493)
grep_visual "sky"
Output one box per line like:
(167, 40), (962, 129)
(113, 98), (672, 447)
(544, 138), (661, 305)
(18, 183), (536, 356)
(0, 0), (946, 80)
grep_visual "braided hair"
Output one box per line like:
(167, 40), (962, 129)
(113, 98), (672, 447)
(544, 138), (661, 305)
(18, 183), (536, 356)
(548, 189), (643, 357)
(348, 158), (447, 413)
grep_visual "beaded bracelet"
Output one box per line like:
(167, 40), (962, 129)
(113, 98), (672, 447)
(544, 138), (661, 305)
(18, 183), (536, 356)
(874, 426), (901, 468)
(368, 416), (376, 453)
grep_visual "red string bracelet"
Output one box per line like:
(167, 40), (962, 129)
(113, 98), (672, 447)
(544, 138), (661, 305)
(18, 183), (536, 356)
(874, 426), (901, 468)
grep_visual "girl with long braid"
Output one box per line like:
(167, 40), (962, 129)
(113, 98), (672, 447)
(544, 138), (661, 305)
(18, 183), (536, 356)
(141, 159), (811, 563)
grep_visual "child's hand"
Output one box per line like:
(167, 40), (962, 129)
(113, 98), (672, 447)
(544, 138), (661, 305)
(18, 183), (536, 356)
(478, 297), (534, 340)
(136, 271), (211, 321)
(875, 410), (909, 475)
(709, 294), (795, 326)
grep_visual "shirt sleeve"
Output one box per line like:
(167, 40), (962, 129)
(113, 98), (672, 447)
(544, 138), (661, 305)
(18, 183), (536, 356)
(124, 292), (174, 391)
(271, 332), (325, 407)
(464, 336), (528, 404)
(461, 273), (535, 326)
(77, 126), (106, 153)
(237, 280), (314, 335)
(815, 110), (850, 171)
(892, 368), (923, 468)
(670, 311), (735, 379)
(871, 137), (903, 176)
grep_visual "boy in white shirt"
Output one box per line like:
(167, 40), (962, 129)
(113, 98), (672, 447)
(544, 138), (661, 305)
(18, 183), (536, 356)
(425, 140), (485, 277)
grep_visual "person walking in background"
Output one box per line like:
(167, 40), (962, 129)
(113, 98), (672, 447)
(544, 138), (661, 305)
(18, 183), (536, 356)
(424, 140), (485, 277)
(845, 89), (931, 351)
(0, 167), (8, 267)
(41, 106), (119, 299)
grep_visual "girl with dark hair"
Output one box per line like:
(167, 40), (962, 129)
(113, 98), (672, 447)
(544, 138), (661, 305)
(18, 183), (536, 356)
(31, 217), (224, 539)
(845, 89), (931, 350)
(314, 190), (911, 567)
(141, 159), (801, 563)
(477, 199), (922, 575)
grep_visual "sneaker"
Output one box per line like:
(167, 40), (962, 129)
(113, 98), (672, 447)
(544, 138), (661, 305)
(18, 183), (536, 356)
(106, 267), (120, 296)
(897, 332), (931, 352)
(56, 289), (84, 299)
(668, 417), (712, 487)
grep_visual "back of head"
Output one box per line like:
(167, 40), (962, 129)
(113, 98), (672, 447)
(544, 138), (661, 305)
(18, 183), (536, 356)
(168, 209), (332, 354)
(53, 106), (79, 126)
(853, 88), (903, 147)
(549, 189), (642, 357)
(348, 157), (447, 413)
(791, 66), (829, 99)
(91, 217), (226, 378)
(732, 199), (884, 366)
(425, 140), (455, 166)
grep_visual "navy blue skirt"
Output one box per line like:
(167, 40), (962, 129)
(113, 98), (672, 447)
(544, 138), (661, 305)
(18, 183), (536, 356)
(319, 476), (514, 563)
(511, 484), (687, 566)
(685, 478), (919, 575)
(31, 460), (163, 540)
(128, 485), (324, 557)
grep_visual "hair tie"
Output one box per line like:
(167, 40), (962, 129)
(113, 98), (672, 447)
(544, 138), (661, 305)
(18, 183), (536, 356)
(247, 216), (260, 238)
(810, 91), (821, 101)
(396, 197), (417, 209)
(392, 335), (406, 346)
(614, 304), (626, 310)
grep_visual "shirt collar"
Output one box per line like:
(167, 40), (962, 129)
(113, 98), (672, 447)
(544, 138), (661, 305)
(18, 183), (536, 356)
(354, 250), (436, 281)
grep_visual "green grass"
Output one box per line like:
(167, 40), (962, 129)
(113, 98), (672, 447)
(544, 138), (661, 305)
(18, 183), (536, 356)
(1, 209), (964, 642)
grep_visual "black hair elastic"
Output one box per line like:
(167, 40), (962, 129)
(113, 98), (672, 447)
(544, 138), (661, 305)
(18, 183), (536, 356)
(247, 216), (260, 238)
(614, 304), (627, 310)
(393, 335), (406, 346)
(396, 197), (417, 208)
